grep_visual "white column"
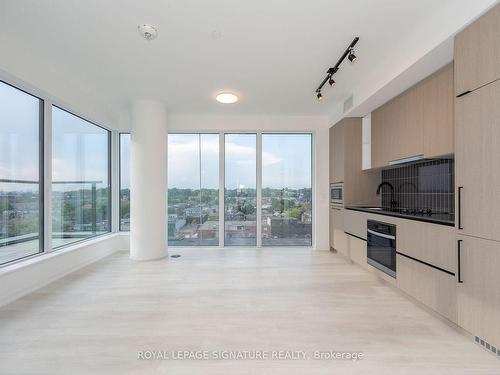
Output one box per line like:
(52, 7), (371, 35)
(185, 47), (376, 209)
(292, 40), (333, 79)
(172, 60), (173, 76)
(130, 100), (168, 260)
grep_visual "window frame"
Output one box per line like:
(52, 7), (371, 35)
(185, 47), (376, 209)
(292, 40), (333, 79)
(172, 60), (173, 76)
(167, 132), (221, 246)
(260, 132), (313, 247)
(0, 73), (115, 268)
(0, 79), (45, 266)
(50, 104), (113, 250)
(119, 133), (130, 232)
(165, 131), (314, 248)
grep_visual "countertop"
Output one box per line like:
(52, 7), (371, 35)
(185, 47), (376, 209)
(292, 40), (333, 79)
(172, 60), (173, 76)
(345, 206), (455, 226)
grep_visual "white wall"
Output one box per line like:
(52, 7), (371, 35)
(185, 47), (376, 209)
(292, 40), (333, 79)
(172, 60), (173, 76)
(168, 114), (330, 251)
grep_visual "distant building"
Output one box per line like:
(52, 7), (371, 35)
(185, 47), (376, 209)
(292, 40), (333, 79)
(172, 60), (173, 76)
(268, 217), (311, 238)
(225, 221), (256, 239)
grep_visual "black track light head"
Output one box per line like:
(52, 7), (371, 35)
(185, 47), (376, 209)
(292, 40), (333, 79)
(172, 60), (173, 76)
(348, 49), (357, 63)
(316, 91), (323, 101)
(328, 77), (336, 86)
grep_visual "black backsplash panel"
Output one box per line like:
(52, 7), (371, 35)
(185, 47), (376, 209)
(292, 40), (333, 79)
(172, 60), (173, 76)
(381, 159), (454, 215)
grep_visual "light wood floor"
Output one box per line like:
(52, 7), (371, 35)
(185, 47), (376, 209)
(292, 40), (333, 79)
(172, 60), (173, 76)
(0, 249), (498, 374)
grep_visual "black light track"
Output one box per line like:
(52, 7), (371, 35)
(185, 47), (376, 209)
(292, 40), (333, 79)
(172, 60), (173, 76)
(315, 37), (359, 98)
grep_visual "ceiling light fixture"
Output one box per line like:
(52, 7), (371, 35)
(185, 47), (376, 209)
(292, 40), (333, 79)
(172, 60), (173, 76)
(216, 92), (239, 104)
(138, 24), (158, 41)
(348, 48), (357, 63)
(314, 37), (359, 100)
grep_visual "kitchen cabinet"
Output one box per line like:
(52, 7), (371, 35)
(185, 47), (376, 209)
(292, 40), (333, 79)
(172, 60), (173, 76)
(456, 235), (500, 349)
(397, 254), (457, 323)
(329, 123), (344, 183)
(371, 64), (453, 168)
(455, 79), (500, 242)
(330, 208), (348, 257)
(397, 220), (456, 273)
(454, 3), (500, 96)
(347, 234), (366, 269)
(422, 63), (454, 158)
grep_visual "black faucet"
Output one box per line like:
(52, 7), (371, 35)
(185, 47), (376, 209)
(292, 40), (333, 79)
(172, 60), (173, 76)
(376, 182), (398, 209)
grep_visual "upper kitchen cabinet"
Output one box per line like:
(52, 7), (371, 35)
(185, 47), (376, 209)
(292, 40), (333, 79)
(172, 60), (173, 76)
(455, 78), (500, 242)
(329, 122), (344, 183)
(454, 3), (500, 96)
(371, 64), (454, 168)
(422, 64), (454, 158)
(329, 117), (380, 205)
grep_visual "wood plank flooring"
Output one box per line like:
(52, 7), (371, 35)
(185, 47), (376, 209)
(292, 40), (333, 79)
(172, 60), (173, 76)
(0, 248), (498, 374)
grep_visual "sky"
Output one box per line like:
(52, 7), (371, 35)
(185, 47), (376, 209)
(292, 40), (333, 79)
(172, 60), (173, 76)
(1, 81), (109, 193)
(2, 81), (311, 193)
(120, 133), (312, 190)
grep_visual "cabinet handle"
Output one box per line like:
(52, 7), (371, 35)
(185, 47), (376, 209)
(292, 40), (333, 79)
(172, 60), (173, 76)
(458, 186), (463, 230)
(457, 240), (463, 284)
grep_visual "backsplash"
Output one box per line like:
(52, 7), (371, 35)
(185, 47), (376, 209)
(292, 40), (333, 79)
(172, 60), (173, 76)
(380, 159), (454, 215)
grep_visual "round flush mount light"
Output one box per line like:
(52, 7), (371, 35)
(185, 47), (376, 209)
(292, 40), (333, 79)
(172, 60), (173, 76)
(138, 24), (158, 41)
(216, 92), (239, 104)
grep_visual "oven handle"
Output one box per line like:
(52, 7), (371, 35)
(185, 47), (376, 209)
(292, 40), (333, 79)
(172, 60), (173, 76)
(367, 229), (396, 240)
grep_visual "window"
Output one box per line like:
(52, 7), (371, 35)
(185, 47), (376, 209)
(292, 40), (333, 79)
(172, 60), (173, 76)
(224, 134), (257, 246)
(51, 106), (110, 248)
(261, 134), (312, 246)
(0, 81), (43, 265)
(119, 134), (130, 231)
(168, 134), (219, 246)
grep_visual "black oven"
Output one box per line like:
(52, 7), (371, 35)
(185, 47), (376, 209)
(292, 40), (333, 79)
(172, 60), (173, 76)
(367, 220), (396, 278)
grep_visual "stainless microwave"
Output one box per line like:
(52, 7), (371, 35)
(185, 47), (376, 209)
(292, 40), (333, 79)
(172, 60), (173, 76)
(330, 182), (344, 207)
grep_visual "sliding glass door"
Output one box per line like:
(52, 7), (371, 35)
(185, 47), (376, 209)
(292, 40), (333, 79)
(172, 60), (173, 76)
(261, 134), (312, 246)
(224, 134), (257, 246)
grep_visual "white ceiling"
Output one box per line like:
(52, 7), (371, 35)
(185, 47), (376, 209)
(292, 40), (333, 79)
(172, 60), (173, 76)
(0, 0), (498, 125)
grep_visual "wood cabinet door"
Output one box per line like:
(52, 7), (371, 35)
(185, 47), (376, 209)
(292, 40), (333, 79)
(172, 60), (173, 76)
(330, 123), (344, 183)
(397, 254), (457, 323)
(422, 64), (454, 158)
(371, 100), (396, 168)
(397, 220), (456, 274)
(456, 235), (500, 349)
(454, 3), (500, 96)
(455, 79), (500, 241)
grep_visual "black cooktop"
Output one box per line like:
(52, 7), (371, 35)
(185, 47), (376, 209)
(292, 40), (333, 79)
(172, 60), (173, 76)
(345, 206), (455, 226)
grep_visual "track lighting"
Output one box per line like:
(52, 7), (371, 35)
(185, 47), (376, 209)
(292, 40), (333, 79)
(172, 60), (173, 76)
(314, 37), (359, 100)
(348, 49), (357, 63)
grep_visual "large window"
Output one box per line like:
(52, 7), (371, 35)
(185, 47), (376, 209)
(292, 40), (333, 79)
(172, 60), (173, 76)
(0, 81), (43, 265)
(261, 134), (312, 246)
(119, 134), (130, 231)
(224, 134), (257, 246)
(168, 134), (219, 246)
(51, 106), (110, 248)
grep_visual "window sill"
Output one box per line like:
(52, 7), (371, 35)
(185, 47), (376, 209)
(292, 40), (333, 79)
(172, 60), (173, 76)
(0, 232), (121, 275)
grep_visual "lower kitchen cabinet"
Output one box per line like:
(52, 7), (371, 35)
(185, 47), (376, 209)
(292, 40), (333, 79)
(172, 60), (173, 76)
(397, 254), (457, 323)
(347, 234), (367, 269)
(330, 208), (348, 257)
(456, 235), (500, 349)
(397, 220), (456, 273)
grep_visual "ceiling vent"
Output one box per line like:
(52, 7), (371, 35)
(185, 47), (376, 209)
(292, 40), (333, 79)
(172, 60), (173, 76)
(343, 95), (354, 113)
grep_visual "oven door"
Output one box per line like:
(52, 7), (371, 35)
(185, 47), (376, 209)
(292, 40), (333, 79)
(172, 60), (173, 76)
(367, 221), (396, 278)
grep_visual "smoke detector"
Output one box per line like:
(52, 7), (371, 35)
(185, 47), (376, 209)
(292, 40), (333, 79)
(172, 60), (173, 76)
(138, 24), (158, 41)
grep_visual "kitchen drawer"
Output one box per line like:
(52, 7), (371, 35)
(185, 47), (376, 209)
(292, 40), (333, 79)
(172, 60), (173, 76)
(397, 254), (457, 323)
(397, 220), (456, 273)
